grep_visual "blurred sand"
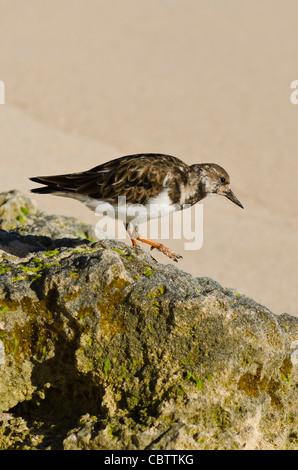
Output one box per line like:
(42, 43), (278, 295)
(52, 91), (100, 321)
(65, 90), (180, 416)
(0, 0), (297, 316)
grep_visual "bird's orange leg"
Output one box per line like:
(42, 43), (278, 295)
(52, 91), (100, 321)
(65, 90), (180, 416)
(125, 224), (140, 247)
(136, 235), (183, 262)
(125, 223), (183, 262)
(131, 237), (140, 247)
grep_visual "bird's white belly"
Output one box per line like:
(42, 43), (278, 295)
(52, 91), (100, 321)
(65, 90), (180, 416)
(145, 189), (179, 220)
(93, 188), (179, 225)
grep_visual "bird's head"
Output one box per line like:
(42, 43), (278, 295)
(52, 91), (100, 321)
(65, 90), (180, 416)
(192, 163), (244, 209)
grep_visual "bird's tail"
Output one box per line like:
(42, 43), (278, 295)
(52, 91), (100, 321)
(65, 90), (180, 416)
(29, 172), (81, 194)
(30, 170), (102, 197)
(30, 178), (55, 194)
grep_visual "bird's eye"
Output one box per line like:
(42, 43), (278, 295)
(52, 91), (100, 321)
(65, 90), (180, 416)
(220, 177), (226, 184)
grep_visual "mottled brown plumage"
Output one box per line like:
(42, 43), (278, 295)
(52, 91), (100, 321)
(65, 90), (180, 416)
(30, 153), (243, 261)
(31, 154), (190, 205)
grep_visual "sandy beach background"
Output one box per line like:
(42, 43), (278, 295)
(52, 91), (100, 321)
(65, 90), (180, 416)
(0, 0), (297, 316)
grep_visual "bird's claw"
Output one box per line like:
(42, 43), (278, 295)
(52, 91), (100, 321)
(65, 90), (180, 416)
(150, 244), (183, 262)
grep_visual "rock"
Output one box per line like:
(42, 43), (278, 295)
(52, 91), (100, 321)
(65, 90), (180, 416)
(0, 191), (297, 450)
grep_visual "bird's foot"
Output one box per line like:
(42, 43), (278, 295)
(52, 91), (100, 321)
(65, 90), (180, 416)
(150, 243), (183, 262)
(126, 225), (183, 262)
(134, 234), (183, 262)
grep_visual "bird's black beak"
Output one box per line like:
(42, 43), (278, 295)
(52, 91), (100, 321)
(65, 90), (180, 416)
(225, 189), (244, 209)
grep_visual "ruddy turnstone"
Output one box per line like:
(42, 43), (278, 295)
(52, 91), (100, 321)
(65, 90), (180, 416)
(30, 153), (243, 261)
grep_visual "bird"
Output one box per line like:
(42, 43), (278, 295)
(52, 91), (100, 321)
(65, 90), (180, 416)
(30, 153), (243, 262)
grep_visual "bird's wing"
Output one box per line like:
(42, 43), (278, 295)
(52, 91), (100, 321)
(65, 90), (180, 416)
(30, 154), (189, 205)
